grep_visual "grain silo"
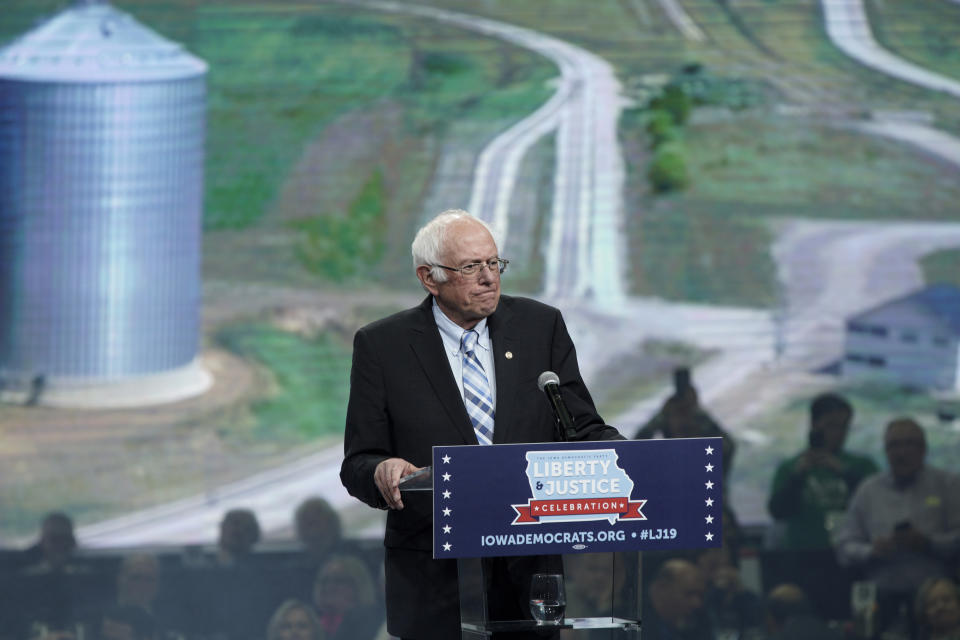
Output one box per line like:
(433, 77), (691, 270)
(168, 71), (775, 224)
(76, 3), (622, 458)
(0, 0), (211, 407)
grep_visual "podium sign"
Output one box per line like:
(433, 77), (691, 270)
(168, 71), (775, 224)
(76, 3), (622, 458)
(432, 437), (722, 559)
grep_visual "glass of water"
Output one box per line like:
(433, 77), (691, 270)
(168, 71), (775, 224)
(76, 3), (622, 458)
(530, 573), (566, 625)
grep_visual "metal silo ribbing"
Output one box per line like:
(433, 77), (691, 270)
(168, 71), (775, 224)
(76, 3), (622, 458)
(0, 0), (209, 404)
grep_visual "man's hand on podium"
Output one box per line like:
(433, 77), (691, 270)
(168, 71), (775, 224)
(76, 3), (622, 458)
(375, 457), (423, 510)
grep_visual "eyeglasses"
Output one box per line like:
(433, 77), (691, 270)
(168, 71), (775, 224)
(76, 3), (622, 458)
(433, 258), (509, 278)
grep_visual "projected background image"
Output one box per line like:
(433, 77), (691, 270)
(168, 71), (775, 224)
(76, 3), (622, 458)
(1, 0), (960, 550)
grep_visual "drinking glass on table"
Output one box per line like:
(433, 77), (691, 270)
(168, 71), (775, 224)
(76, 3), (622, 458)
(530, 573), (566, 625)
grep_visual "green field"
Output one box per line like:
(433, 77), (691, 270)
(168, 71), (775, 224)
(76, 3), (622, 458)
(215, 322), (354, 442)
(922, 249), (960, 290)
(192, 4), (555, 247)
(621, 110), (960, 306)
(680, 0), (960, 133)
(412, 0), (960, 305)
(867, 0), (960, 82)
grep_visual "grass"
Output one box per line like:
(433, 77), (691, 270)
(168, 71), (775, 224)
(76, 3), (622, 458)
(621, 111), (960, 306)
(194, 5), (553, 230)
(675, 0), (960, 134)
(193, 3), (555, 287)
(215, 323), (354, 443)
(866, 0), (960, 82)
(684, 118), (960, 218)
(413, 0), (689, 73)
(198, 10), (412, 229)
(291, 167), (388, 282)
(922, 250), (960, 290)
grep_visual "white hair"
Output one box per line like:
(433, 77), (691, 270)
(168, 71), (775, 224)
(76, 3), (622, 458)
(411, 209), (496, 283)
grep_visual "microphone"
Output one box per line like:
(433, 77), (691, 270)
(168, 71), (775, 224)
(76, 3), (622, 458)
(537, 371), (577, 441)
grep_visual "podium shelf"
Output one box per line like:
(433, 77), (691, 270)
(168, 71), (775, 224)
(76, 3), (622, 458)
(462, 616), (640, 634)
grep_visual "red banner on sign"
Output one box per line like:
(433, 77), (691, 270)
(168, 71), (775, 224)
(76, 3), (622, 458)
(512, 498), (647, 524)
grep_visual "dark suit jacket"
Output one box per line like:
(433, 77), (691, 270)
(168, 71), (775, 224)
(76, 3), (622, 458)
(340, 294), (621, 639)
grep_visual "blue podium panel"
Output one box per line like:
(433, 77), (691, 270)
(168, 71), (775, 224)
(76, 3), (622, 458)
(432, 438), (723, 559)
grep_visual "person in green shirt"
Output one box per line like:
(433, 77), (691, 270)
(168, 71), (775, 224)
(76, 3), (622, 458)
(767, 393), (878, 550)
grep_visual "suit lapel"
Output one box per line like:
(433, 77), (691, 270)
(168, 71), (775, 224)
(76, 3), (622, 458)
(409, 296), (478, 445)
(488, 298), (519, 444)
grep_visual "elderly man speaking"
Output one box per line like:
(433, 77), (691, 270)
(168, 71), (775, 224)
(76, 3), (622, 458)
(340, 210), (622, 640)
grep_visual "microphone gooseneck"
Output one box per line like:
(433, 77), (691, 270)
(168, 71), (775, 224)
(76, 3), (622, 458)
(537, 371), (577, 441)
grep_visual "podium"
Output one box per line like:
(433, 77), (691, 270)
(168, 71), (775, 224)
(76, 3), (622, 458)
(400, 438), (722, 639)
(455, 552), (642, 638)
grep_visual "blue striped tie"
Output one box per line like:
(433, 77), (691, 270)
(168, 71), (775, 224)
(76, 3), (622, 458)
(461, 330), (495, 445)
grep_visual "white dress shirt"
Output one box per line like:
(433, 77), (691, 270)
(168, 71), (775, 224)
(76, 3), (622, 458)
(432, 299), (497, 410)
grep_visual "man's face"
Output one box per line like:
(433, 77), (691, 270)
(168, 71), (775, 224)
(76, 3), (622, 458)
(313, 560), (359, 613)
(219, 514), (256, 555)
(277, 607), (316, 640)
(885, 420), (926, 482)
(653, 565), (705, 628)
(811, 409), (850, 453)
(924, 580), (960, 634)
(100, 619), (134, 640)
(117, 558), (159, 607)
(40, 519), (75, 567)
(418, 220), (500, 329)
(296, 507), (338, 556)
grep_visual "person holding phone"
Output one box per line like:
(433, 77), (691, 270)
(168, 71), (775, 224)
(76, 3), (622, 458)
(835, 418), (960, 632)
(767, 393), (879, 551)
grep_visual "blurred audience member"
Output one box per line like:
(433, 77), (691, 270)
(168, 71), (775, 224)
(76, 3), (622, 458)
(294, 498), (342, 567)
(768, 393), (877, 550)
(98, 605), (156, 640)
(694, 513), (763, 638)
(835, 418), (960, 633)
(217, 508), (261, 566)
(116, 555), (159, 613)
(20, 512), (78, 575)
(564, 552), (628, 625)
(635, 367), (735, 478)
(114, 554), (186, 638)
(916, 578), (960, 640)
(267, 599), (325, 640)
(312, 554), (383, 640)
(764, 583), (842, 640)
(643, 558), (713, 640)
(24, 624), (78, 640)
(15, 513), (93, 634)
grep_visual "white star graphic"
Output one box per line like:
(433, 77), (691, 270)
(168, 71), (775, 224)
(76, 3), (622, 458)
(443, 542), (452, 551)
(705, 532), (714, 541)
(442, 473), (451, 481)
(442, 508), (451, 516)
(705, 446), (714, 455)
(442, 455), (451, 464)
(442, 490), (451, 499)
(705, 481), (714, 490)
(705, 498), (714, 507)
(443, 525), (451, 534)
(705, 515), (714, 524)
(705, 464), (714, 472)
